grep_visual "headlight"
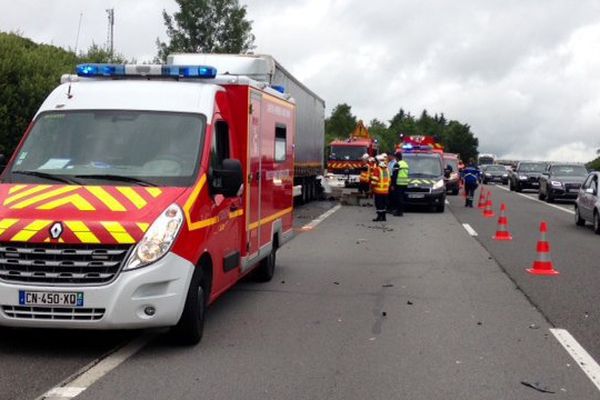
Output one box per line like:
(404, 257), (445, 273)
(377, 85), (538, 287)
(551, 181), (563, 187)
(502, 174), (508, 177)
(519, 175), (528, 180)
(124, 203), (184, 270)
(432, 179), (445, 190)
(485, 173), (491, 177)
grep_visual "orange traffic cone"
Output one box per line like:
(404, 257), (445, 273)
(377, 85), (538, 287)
(493, 203), (512, 240)
(477, 188), (487, 209)
(482, 193), (495, 218)
(526, 221), (559, 276)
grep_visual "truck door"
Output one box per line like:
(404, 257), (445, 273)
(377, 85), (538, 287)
(247, 92), (262, 257)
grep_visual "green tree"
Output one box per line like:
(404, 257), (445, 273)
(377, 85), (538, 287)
(156, 0), (255, 62)
(389, 108), (417, 140)
(325, 103), (357, 145)
(0, 32), (78, 157)
(444, 121), (479, 162)
(587, 156), (600, 171)
(79, 42), (128, 63)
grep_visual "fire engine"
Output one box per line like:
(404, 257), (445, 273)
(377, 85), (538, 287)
(0, 54), (323, 344)
(326, 120), (378, 188)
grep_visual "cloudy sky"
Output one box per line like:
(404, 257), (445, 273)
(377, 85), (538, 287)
(1, 0), (599, 161)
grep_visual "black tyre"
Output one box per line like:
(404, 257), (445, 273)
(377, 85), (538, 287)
(546, 192), (554, 203)
(538, 190), (546, 200)
(509, 181), (514, 191)
(171, 270), (206, 345)
(515, 184), (522, 193)
(255, 238), (277, 282)
(594, 211), (600, 235)
(435, 203), (445, 213)
(575, 206), (585, 226)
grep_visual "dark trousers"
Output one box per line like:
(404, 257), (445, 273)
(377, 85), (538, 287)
(374, 194), (388, 220)
(465, 183), (477, 206)
(392, 185), (406, 215)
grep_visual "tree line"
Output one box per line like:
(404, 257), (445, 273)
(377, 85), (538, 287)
(326, 103), (480, 163)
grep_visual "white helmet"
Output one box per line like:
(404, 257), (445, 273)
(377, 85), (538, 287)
(361, 153), (369, 160)
(375, 154), (385, 162)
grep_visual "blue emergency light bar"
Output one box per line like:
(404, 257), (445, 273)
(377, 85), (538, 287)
(401, 144), (434, 152)
(76, 64), (218, 79)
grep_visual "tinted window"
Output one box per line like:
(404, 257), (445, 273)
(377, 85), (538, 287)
(330, 146), (368, 160)
(404, 154), (443, 177)
(275, 125), (287, 162)
(9, 110), (205, 186)
(519, 163), (546, 172)
(550, 165), (588, 177)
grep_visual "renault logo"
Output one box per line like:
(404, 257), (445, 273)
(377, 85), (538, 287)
(49, 222), (63, 239)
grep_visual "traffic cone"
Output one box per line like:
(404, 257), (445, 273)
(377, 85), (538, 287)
(493, 203), (512, 240)
(482, 193), (495, 218)
(477, 189), (486, 209)
(526, 221), (559, 276)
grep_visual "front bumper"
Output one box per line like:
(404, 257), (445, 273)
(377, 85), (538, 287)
(405, 190), (446, 206)
(0, 252), (194, 330)
(548, 187), (579, 199)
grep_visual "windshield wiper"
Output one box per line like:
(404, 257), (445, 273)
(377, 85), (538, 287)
(12, 170), (81, 185)
(74, 174), (157, 187)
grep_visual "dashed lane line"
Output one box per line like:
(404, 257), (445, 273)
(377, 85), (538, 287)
(301, 204), (342, 231)
(462, 223), (478, 237)
(38, 333), (156, 399)
(494, 185), (575, 215)
(551, 328), (600, 393)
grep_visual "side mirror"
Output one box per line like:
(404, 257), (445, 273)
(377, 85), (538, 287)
(211, 159), (243, 197)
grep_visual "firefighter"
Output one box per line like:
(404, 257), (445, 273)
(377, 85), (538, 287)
(461, 158), (480, 207)
(358, 153), (370, 197)
(371, 155), (391, 221)
(391, 151), (409, 216)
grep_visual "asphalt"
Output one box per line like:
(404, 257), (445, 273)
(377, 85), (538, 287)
(448, 183), (600, 363)
(72, 204), (596, 399)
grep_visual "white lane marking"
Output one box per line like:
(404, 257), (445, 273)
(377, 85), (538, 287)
(462, 223), (478, 237)
(550, 328), (600, 393)
(302, 204), (342, 231)
(493, 186), (575, 215)
(39, 333), (156, 399)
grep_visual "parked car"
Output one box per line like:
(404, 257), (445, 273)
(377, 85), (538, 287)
(539, 163), (588, 202)
(443, 153), (460, 195)
(508, 161), (548, 192)
(481, 164), (509, 185)
(574, 171), (600, 233)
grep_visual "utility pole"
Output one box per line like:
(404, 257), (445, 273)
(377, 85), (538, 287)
(106, 8), (114, 61)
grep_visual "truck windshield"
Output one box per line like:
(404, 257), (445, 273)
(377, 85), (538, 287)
(404, 154), (443, 178)
(329, 146), (368, 161)
(6, 110), (205, 187)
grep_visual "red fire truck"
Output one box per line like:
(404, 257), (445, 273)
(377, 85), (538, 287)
(0, 55), (322, 344)
(326, 121), (378, 187)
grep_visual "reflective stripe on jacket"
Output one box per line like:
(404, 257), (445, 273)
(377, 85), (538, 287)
(396, 160), (409, 186)
(359, 163), (370, 184)
(371, 166), (390, 195)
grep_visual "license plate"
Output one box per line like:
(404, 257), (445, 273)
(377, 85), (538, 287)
(19, 291), (84, 307)
(408, 193), (425, 199)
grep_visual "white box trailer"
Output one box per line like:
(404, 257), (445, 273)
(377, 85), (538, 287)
(168, 54), (325, 202)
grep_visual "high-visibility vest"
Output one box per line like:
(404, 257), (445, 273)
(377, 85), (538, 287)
(359, 163), (370, 184)
(396, 160), (410, 186)
(371, 166), (390, 195)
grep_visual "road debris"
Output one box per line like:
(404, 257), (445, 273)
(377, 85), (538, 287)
(382, 284), (394, 288)
(529, 324), (540, 330)
(520, 381), (555, 394)
(407, 301), (414, 305)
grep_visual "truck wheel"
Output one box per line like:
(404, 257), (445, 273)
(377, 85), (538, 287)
(170, 270), (206, 345)
(255, 238), (278, 282)
(575, 206), (585, 226)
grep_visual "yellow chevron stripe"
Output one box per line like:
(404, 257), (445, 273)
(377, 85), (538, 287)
(65, 221), (100, 244)
(117, 187), (147, 209)
(4, 185), (52, 205)
(11, 220), (52, 241)
(8, 185), (28, 194)
(11, 187), (78, 209)
(146, 188), (162, 198)
(229, 209), (244, 219)
(36, 193), (96, 211)
(248, 207), (293, 230)
(136, 222), (149, 233)
(0, 218), (19, 229)
(101, 221), (135, 244)
(87, 186), (126, 211)
(184, 174), (209, 231)
(44, 237), (65, 243)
